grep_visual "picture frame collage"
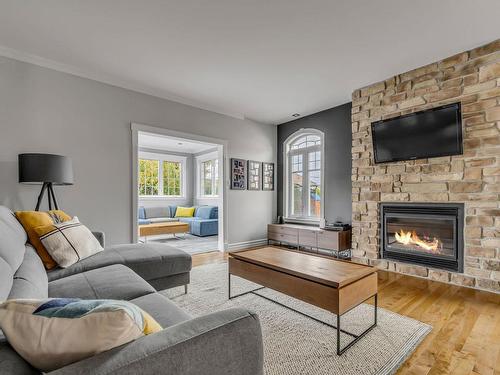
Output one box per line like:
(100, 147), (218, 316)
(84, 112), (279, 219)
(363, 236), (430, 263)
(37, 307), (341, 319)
(230, 158), (274, 191)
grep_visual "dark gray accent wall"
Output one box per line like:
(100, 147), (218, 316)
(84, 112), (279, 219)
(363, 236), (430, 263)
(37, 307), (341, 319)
(277, 102), (352, 224)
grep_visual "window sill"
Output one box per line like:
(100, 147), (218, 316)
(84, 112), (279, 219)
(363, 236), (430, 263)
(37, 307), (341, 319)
(284, 217), (321, 225)
(198, 196), (220, 200)
(139, 196), (186, 200)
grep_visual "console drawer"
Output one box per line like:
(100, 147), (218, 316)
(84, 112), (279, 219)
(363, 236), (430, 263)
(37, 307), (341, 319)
(268, 231), (297, 244)
(298, 229), (317, 248)
(268, 224), (297, 236)
(317, 230), (339, 250)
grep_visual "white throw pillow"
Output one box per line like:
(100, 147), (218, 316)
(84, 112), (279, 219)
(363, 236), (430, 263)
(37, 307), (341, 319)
(33, 216), (103, 268)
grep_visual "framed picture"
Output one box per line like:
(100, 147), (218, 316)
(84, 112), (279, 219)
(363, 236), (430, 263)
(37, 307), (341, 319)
(247, 160), (262, 190)
(230, 158), (247, 190)
(262, 162), (274, 191)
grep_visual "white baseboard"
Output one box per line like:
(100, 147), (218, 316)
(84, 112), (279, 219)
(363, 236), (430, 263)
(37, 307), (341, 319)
(226, 238), (268, 252)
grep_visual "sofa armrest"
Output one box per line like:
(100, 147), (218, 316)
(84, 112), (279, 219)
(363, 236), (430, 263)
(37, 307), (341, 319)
(92, 231), (105, 247)
(49, 308), (263, 375)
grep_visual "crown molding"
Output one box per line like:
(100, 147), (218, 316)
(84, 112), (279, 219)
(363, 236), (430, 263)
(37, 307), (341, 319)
(0, 45), (245, 120)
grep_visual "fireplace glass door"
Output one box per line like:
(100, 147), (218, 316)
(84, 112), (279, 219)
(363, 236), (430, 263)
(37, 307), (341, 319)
(385, 214), (455, 258)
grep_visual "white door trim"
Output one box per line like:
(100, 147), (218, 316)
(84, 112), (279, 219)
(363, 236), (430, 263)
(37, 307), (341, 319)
(131, 122), (228, 252)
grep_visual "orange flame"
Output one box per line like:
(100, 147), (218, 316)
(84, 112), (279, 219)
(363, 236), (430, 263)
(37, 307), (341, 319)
(394, 229), (440, 252)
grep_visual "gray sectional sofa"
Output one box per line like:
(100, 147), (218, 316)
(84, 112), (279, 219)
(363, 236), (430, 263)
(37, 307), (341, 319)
(0, 206), (264, 375)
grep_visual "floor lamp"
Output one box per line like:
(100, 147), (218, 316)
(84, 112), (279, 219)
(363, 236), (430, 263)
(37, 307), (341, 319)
(18, 153), (74, 211)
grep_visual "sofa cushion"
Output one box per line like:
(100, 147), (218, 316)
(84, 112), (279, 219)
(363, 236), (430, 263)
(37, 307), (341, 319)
(131, 292), (191, 328)
(0, 340), (38, 375)
(49, 264), (155, 300)
(8, 246), (48, 300)
(0, 206), (26, 274)
(35, 217), (103, 268)
(195, 206), (218, 220)
(178, 217), (198, 224)
(190, 219), (218, 237)
(14, 210), (72, 270)
(138, 218), (151, 225)
(148, 217), (178, 224)
(0, 258), (13, 302)
(47, 243), (192, 284)
(144, 207), (171, 219)
(138, 206), (146, 220)
(0, 298), (162, 372)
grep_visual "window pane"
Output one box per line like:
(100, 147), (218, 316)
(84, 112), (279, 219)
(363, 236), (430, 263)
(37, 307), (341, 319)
(309, 170), (321, 217)
(200, 159), (219, 197)
(287, 132), (322, 219)
(292, 172), (303, 216)
(163, 161), (181, 196)
(291, 154), (303, 216)
(202, 160), (213, 196)
(309, 151), (321, 170)
(214, 159), (219, 196)
(138, 159), (159, 196)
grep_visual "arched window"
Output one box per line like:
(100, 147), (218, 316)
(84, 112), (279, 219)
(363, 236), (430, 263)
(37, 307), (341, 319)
(284, 129), (324, 222)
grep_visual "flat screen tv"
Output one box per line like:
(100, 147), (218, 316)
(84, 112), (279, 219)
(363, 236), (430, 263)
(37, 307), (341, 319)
(371, 103), (463, 164)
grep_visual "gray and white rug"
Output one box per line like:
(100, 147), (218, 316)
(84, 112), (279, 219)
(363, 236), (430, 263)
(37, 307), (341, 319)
(163, 263), (431, 375)
(144, 234), (218, 254)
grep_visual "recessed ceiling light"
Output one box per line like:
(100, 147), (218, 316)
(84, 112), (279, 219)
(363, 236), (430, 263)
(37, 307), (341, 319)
(292, 113), (300, 117)
(177, 142), (183, 145)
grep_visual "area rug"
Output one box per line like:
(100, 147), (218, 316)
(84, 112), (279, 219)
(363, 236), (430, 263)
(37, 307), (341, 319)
(163, 263), (431, 375)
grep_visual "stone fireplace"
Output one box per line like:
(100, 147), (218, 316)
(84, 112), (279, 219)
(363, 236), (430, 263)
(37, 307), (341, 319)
(380, 203), (464, 273)
(350, 39), (499, 293)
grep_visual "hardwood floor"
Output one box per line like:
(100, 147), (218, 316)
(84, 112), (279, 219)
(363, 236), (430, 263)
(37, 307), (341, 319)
(192, 249), (500, 375)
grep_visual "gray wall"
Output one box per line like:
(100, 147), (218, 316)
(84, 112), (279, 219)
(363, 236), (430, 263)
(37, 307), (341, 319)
(277, 103), (352, 224)
(0, 57), (276, 246)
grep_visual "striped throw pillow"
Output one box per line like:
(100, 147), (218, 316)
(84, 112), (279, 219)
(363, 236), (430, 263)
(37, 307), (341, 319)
(33, 216), (103, 268)
(0, 298), (162, 371)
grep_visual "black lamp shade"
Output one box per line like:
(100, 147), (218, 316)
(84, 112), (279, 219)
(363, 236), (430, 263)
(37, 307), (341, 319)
(18, 153), (74, 185)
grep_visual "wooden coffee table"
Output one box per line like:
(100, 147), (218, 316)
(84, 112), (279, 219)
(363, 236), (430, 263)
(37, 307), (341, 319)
(228, 247), (377, 355)
(138, 222), (189, 242)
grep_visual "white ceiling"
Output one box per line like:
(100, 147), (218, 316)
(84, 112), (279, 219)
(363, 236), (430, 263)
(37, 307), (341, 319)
(0, 1), (499, 125)
(139, 132), (216, 154)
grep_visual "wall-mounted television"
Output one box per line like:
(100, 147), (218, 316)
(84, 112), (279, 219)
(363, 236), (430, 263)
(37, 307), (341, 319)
(371, 103), (463, 164)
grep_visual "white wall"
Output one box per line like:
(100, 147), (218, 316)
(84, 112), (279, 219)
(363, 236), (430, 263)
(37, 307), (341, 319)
(0, 57), (277, 246)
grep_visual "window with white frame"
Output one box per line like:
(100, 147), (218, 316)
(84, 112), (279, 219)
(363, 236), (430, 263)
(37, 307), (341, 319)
(138, 152), (186, 197)
(197, 152), (219, 198)
(284, 129), (324, 222)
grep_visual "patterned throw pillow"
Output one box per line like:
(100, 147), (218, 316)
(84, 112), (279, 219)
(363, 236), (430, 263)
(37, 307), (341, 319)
(0, 298), (162, 371)
(33, 217), (103, 268)
(15, 210), (72, 270)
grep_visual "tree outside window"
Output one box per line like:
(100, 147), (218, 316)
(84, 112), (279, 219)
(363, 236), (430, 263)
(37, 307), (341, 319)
(138, 154), (184, 197)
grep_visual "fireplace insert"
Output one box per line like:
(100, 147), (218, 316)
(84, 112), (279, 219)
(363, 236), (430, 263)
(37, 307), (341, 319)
(380, 203), (464, 272)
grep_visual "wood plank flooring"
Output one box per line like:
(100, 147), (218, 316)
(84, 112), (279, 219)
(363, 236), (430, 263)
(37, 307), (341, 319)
(192, 249), (500, 375)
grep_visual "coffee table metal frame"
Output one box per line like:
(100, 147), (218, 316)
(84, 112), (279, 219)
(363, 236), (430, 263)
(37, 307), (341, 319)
(228, 271), (377, 355)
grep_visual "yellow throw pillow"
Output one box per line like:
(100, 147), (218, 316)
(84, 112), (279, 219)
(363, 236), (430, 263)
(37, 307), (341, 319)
(15, 210), (72, 270)
(175, 206), (195, 218)
(0, 298), (162, 372)
(34, 217), (103, 268)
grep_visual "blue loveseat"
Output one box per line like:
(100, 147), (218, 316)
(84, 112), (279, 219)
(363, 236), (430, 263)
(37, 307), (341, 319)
(138, 205), (218, 237)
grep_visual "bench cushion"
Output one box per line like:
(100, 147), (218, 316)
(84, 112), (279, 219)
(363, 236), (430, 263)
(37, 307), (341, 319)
(191, 219), (218, 237)
(47, 243), (192, 284)
(49, 264), (155, 300)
